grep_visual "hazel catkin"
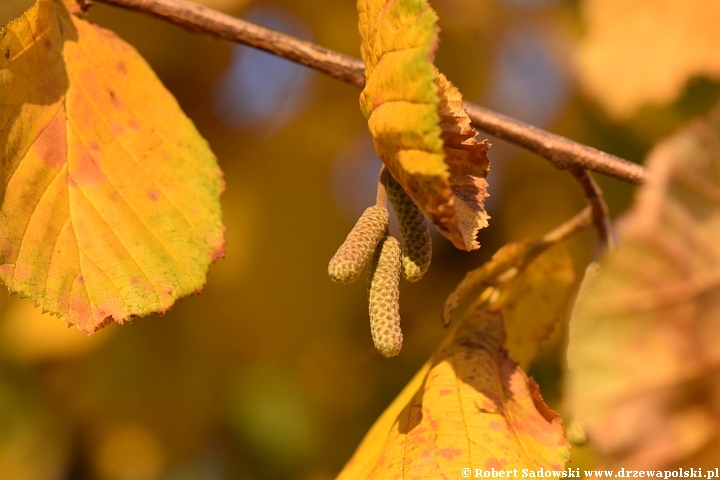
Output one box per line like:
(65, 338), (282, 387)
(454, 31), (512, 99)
(386, 174), (432, 282)
(328, 205), (390, 284)
(367, 235), (402, 357)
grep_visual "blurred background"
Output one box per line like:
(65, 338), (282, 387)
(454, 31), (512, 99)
(2, 0), (720, 478)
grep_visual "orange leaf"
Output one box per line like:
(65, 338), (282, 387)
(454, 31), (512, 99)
(0, 0), (224, 333)
(337, 310), (569, 479)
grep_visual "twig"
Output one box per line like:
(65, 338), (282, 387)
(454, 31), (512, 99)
(540, 207), (593, 245)
(568, 167), (615, 248)
(93, 0), (366, 87)
(92, 0), (651, 186)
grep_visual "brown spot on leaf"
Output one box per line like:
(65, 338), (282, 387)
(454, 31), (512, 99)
(111, 123), (125, 136)
(69, 149), (106, 187)
(13, 264), (30, 282)
(108, 90), (122, 109)
(485, 458), (503, 469)
(211, 243), (225, 262)
(34, 105), (67, 170)
(147, 190), (159, 202)
(116, 61), (127, 74)
(210, 230), (226, 262)
(437, 447), (462, 461)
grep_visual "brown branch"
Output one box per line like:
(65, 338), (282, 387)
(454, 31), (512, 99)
(462, 103), (649, 185)
(92, 0), (651, 186)
(568, 167), (615, 248)
(93, 0), (367, 88)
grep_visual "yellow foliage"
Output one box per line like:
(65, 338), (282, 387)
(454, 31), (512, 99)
(578, 0), (720, 118)
(0, 0), (224, 333)
(337, 310), (569, 478)
(444, 239), (575, 368)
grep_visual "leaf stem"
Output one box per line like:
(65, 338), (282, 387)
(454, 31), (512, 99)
(376, 166), (388, 207)
(90, 0), (651, 186)
(568, 167), (615, 249)
(540, 207), (593, 245)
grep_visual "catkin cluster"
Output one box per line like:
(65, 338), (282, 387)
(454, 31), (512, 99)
(328, 205), (389, 284)
(386, 175), (432, 282)
(327, 171), (432, 358)
(367, 236), (402, 357)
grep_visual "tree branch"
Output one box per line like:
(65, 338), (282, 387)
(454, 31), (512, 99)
(462, 104), (649, 185)
(92, 0), (650, 186)
(93, 0), (367, 88)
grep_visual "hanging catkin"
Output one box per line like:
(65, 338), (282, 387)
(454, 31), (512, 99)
(367, 235), (402, 357)
(328, 205), (389, 284)
(386, 174), (432, 282)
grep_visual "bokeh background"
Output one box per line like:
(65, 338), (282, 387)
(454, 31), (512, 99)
(2, 0), (720, 478)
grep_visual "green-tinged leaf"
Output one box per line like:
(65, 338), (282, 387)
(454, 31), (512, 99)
(357, 0), (490, 251)
(337, 309), (569, 479)
(0, 0), (224, 333)
(566, 110), (720, 468)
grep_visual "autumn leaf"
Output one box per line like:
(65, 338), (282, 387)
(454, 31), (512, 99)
(444, 239), (575, 368)
(0, 0), (224, 334)
(566, 108), (720, 467)
(577, 0), (720, 119)
(337, 310), (569, 479)
(358, 0), (490, 251)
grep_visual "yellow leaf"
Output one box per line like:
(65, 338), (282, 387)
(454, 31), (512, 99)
(566, 108), (720, 467)
(577, 0), (720, 119)
(499, 244), (574, 369)
(0, 0), (224, 333)
(337, 310), (569, 479)
(444, 240), (575, 368)
(358, 0), (490, 251)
